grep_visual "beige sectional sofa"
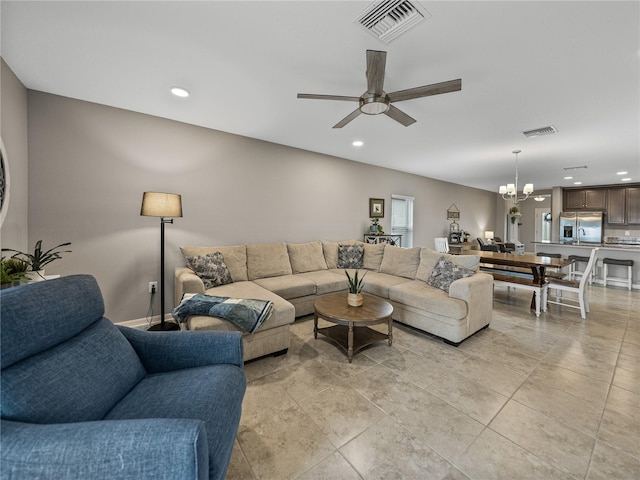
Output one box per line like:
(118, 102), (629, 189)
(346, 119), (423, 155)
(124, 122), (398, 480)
(174, 240), (493, 361)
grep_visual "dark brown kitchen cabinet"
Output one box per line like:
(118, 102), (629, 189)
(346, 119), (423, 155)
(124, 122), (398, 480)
(628, 187), (640, 224)
(564, 188), (606, 210)
(606, 188), (627, 224)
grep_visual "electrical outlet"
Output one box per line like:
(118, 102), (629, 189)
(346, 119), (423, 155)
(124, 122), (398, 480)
(148, 281), (157, 294)
(625, 231), (630, 236)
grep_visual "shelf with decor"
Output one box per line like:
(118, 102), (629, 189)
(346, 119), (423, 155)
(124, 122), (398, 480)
(363, 234), (402, 247)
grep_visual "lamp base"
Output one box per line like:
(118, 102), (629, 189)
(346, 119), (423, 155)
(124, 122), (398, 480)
(148, 321), (180, 331)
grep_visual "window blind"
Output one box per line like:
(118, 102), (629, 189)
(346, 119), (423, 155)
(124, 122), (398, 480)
(391, 195), (414, 248)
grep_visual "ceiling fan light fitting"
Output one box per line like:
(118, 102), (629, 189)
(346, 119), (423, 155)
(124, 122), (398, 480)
(359, 95), (389, 115)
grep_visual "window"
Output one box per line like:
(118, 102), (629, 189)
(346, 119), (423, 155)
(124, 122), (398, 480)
(391, 195), (414, 248)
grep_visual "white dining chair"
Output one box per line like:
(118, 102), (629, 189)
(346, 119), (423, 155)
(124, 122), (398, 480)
(434, 237), (449, 253)
(546, 248), (598, 319)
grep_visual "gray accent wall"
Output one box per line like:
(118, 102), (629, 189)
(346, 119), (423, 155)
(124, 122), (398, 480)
(26, 90), (496, 322)
(0, 59), (29, 252)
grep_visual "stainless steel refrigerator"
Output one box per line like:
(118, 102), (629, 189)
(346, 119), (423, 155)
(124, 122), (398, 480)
(559, 212), (604, 244)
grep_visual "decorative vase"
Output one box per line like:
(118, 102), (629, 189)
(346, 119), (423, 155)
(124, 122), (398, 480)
(347, 293), (363, 307)
(26, 270), (46, 282)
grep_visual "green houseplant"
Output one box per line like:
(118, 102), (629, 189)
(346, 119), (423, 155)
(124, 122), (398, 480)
(2, 240), (71, 280)
(345, 269), (367, 307)
(1, 257), (29, 289)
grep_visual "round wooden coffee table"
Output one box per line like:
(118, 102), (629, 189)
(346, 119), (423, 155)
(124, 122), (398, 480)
(313, 293), (394, 363)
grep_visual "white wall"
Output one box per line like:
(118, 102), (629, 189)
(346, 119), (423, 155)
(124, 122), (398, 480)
(26, 91), (496, 322)
(0, 59), (29, 252)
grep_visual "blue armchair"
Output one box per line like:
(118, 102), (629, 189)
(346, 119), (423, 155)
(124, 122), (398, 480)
(1, 275), (246, 480)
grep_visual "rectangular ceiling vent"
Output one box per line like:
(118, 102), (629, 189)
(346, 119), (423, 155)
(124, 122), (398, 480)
(563, 165), (588, 171)
(522, 125), (558, 137)
(355, 0), (431, 44)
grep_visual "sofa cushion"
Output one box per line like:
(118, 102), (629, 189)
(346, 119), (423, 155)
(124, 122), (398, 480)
(356, 271), (412, 298)
(184, 252), (233, 288)
(322, 240), (357, 269)
(1, 318), (146, 424)
(363, 243), (385, 271)
(389, 280), (468, 320)
(246, 243), (293, 280)
(287, 241), (328, 274)
(415, 249), (480, 283)
(379, 245), (421, 279)
(337, 244), (364, 268)
(104, 363), (246, 480)
(181, 245), (248, 282)
(296, 270), (349, 295)
(427, 257), (476, 293)
(253, 275), (316, 300)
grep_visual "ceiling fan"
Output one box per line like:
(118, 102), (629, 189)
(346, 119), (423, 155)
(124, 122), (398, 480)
(297, 50), (461, 128)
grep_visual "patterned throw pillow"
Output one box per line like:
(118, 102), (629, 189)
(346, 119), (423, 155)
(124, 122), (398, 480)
(337, 244), (364, 269)
(427, 256), (475, 293)
(185, 252), (233, 289)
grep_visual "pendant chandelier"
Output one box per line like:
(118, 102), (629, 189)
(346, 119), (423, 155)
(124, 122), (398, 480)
(499, 149), (533, 204)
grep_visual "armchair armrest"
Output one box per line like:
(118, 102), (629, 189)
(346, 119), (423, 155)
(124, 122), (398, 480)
(175, 267), (205, 307)
(117, 327), (244, 373)
(1, 418), (208, 480)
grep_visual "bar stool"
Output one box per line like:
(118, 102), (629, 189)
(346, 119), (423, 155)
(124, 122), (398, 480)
(569, 255), (596, 284)
(603, 258), (634, 291)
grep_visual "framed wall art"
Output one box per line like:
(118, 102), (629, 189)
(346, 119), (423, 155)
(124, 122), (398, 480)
(369, 198), (384, 218)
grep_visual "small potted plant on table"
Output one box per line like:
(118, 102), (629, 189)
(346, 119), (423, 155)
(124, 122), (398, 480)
(2, 240), (71, 282)
(345, 269), (367, 307)
(1, 257), (29, 289)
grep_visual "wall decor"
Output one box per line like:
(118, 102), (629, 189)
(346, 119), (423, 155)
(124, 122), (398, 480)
(0, 137), (9, 228)
(446, 203), (460, 220)
(369, 198), (384, 218)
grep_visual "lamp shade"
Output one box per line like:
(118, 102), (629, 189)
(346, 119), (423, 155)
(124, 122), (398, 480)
(140, 192), (183, 218)
(485, 231), (494, 240)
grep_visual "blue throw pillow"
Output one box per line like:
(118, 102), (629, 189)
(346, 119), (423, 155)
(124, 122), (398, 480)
(427, 256), (475, 293)
(337, 244), (364, 269)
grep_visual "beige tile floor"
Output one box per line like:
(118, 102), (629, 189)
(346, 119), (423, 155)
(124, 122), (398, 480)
(227, 285), (639, 479)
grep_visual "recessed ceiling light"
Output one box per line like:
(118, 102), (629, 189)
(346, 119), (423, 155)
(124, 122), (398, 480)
(617, 171), (628, 175)
(621, 178), (632, 182)
(573, 181), (582, 185)
(564, 176), (573, 180)
(170, 86), (190, 98)
(352, 140), (364, 147)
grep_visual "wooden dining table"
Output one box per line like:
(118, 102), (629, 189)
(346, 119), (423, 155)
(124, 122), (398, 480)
(478, 251), (573, 311)
(478, 251), (573, 283)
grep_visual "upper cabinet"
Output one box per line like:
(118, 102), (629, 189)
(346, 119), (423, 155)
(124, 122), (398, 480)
(607, 188), (627, 224)
(565, 184), (640, 224)
(627, 187), (640, 224)
(564, 188), (606, 210)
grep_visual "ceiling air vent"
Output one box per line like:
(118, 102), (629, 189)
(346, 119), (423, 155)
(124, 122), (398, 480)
(355, 0), (431, 44)
(522, 125), (558, 137)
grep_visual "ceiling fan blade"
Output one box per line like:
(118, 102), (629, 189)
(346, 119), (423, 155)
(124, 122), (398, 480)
(387, 79), (462, 103)
(384, 105), (416, 127)
(366, 50), (387, 95)
(333, 108), (362, 129)
(297, 93), (360, 102)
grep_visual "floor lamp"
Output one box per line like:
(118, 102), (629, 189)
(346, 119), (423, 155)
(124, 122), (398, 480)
(140, 191), (182, 331)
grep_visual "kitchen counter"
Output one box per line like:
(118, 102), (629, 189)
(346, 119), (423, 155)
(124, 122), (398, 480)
(533, 242), (640, 251)
(532, 242), (639, 290)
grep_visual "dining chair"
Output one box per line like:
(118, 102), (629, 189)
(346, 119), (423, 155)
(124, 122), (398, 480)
(546, 247), (598, 319)
(434, 237), (449, 253)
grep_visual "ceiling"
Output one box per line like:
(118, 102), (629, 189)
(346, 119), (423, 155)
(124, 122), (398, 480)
(2, 1), (639, 193)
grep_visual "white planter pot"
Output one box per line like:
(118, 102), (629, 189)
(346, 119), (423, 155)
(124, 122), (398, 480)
(26, 270), (46, 282)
